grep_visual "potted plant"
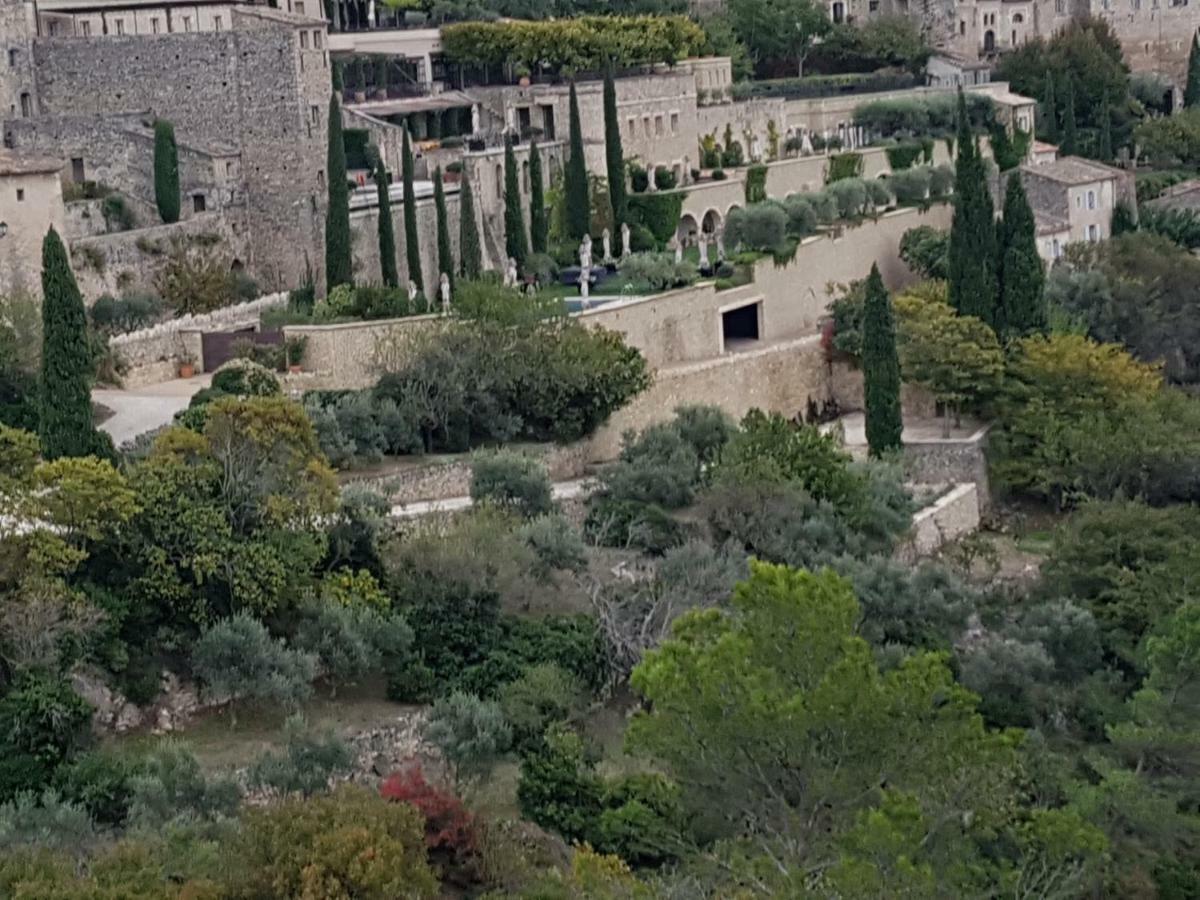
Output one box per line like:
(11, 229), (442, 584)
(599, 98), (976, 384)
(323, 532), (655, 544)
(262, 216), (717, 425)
(515, 63), (531, 87)
(284, 335), (307, 374)
(177, 352), (196, 379)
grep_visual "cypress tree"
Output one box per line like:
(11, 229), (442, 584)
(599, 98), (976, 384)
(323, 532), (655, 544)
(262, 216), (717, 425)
(1187, 32), (1200, 109)
(861, 263), (903, 457)
(603, 66), (627, 230)
(1098, 88), (1113, 161)
(153, 119), (180, 225)
(997, 175), (1046, 339)
(947, 90), (997, 327)
(325, 93), (353, 292)
(458, 175), (482, 280)
(529, 141), (547, 254)
(1060, 77), (1078, 156)
(1111, 200), (1138, 236)
(401, 126), (423, 292)
(503, 133), (529, 265)
(564, 81), (590, 242)
(1040, 71), (1057, 142)
(432, 166), (454, 292)
(39, 227), (98, 459)
(375, 162), (398, 287)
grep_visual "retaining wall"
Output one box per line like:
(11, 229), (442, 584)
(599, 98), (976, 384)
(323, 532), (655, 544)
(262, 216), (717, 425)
(895, 483), (982, 563)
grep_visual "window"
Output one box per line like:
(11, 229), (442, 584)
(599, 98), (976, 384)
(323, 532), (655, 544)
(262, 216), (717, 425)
(1076, 195), (1082, 208)
(7, 49), (15, 68)
(226, 161), (234, 177)
(193, 194), (206, 213)
(1088, 224), (1099, 241)
(1056, 0), (1065, 11)
(1087, 190), (1096, 209)
(655, 115), (664, 136)
(1052, 238), (1061, 257)
(151, 18), (160, 33)
(300, 30), (308, 48)
(869, 0), (879, 10)
(214, 15), (223, 31)
(114, 19), (124, 35)
(15, 189), (23, 201)
(627, 117), (635, 136)
(522, 160), (529, 193)
(310, 104), (319, 123)
(71, 157), (84, 182)
(295, 0), (305, 12)
(1013, 12), (1024, 21)
(182, 16), (192, 31)
(317, 169), (325, 188)
(20, 92), (31, 117)
(670, 112), (679, 133)
(643, 116), (651, 138)
(81, 21), (91, 36)
(314, 30), (322, 48)
(960, 19), (966, 34)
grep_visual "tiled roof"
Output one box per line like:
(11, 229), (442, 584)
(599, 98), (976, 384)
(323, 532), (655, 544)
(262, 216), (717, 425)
(1021, 155), (1121, 186)
(0, 152), (64, 177)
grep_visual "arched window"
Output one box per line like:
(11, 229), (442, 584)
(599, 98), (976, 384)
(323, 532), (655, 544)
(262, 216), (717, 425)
(1013, 12), (1024, 22)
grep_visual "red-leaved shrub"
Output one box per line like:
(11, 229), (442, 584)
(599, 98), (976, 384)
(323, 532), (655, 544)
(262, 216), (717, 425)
(380, 765), (477, 859)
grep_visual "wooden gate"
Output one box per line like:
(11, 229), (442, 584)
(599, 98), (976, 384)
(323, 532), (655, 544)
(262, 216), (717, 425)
(200, 328), (283, 371)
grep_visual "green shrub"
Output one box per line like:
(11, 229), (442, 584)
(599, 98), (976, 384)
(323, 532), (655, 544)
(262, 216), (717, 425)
(784, 196), (818, 236)
(0, 791), (95, 856)
(725, 203), (787, 253)
(517, 513), (588, 575)
(54, 750), (142, 828)
(293, 597), (414, 688)
(827, 152), (864, 183)
(884, 140), (925, 170)
(249, 717), (354, 798)
(616, 253), (698, 291)
(598, 423), (701, 510)
(889, 166), (932, 205)
(865, 178), (893, 208)
(627, 192), (686, 246)
(0, 677), (92, 802)
(126, 741), (240, 829)
(710, 168), (727, 181)
(596, 773), (685, 866)
(929, 163), (955, 198)
(470, 450), (555, 519)
(516, 726), (603, 843)
(828, 178), (868, 218)
(628, 223), (657, 252)
(208, 358), (281, 398)
(854, 93), (993, 138)
(424, 691), (512, 781)
(584, 496), (686, 555)
(744, 164), (768, 203)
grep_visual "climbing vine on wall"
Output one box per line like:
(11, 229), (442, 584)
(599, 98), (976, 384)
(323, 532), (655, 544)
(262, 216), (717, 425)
(628, 192), (686, 246)
(744, 165), (768, 204)
(826, 152), (864, 184)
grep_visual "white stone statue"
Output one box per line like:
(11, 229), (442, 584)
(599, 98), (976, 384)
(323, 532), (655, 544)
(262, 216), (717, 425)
(505, 257), (518, 288)
(439, 272), (451, 314)
(620, 222), (631, 259)
(579, 263), (590, 301)
(601, 228), (612, 263)
(751, 134), (762, 162)
(407, 279), (418, 303)
(674, 239), (683, 264)
(715, 226), (726, 261)
(647, 165), (657, 193)
(698, 236), (709, 268)
(801, 131), (814, 156)
(579, 234), (592, 270)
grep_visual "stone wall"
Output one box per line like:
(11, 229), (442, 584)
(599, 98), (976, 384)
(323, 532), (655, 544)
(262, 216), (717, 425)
(895, 482), (982, 563)
(0, 165), (65, 300)
(0, 0), (37, 123)
(901, 424), (993, 513)
(343, 441), (592, 505)
(695, 97), (788, 158)
(111, 290), (287, 386)
(465, 141), (567, 270)
(349, 188), (461, 292)
(69, 211), (247, 301)
(284, 313), (445, 387)
(32, 6), (330, 292)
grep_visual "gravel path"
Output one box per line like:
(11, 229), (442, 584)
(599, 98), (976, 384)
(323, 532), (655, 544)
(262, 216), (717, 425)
(93, 375), (211, 447)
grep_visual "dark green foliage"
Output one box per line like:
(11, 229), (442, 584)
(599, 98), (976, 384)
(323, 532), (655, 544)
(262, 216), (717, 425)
(503, 134), (529, 265)
(324, 94), (353, 293)
(470, 450), (554, 519)
(458, 175), (483, 280)
(39, 228), (102, 460)
(1040, 71), (1057, 142)
(1098, 87), (1113, 161)
(517, 726), (603, 843)
(861, 263), (902, 456)
(375, 162), (399, 288)
(401, 127), (423, 292)
(626, 192), (685, 246)
(584, 496), (687, 556)
(1060, 76), (1078, 156)
(603, 69), (627, 230)
(744, 164), (768, 203)
(826, 151), (864, 183)
(1111, 200), (1137, 236)
(947, 91), (997, 327)
(997, 175), (1046, 338)
(432, 167), (454, 292)
(55, 750), (142, 828)
(0, 676), (92, 802)
(152, 120), (180, 225)
(342, 129), (373, 169)
(1187, 31), (1200, 109)
(248, 718), (354, 797)
(899, 224), (949, 279)
(400, 580), (503, 687)
(564, 81), (590, 241)
(529, 142), (548, 254)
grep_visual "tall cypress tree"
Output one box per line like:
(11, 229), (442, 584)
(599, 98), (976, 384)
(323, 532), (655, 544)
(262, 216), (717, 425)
(375, 162), (398, 287)
(153, 119), (180, 225)
(1060, 77), (1078, 156)
(603, 66), (627, 231)
(861, 263), (903, 457)
(325, 93), (352, 292)
(529, 141), (547, 254)
(1040, 71), (1057, 143)
(39, 227), (99, 459)
(564, 81), (590, 242)
(947, 90), (997, 327)
(401, 127), (423, 292)
(503, 133), (529, 265)
(997, 175), (1046, 339)
(1098, 88), (1113, 162)
(458, 175), (482, 280)
(1187, 32), (1200, 109)
(432, 166), (454, 292)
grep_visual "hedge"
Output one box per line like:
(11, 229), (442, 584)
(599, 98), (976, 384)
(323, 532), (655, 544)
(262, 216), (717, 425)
(627, 192), (685, 247)
(827, 152), (864, 184)
(854, 93), (994, 138)
(731, 72), (920, 102)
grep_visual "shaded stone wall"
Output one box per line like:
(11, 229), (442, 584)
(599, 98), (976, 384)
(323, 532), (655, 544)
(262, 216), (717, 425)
(0, 166), (65, 299)
(349, 187), (461, 292)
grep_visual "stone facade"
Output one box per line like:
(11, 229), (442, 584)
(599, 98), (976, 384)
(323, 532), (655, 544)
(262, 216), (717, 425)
(1017, 155), (1134, 254)
(25, 5), (331, 291)
(0, 0), (36, 121)
(895, 483), (982, 563)
(0, 151), (66, 298)
(348, 183), (462, 291)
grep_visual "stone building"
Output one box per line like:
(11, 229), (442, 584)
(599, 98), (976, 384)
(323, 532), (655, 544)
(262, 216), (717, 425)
(0, 150), (66, 297)
(1017, 155), (1133, 261)
(3, 1), (331, 291)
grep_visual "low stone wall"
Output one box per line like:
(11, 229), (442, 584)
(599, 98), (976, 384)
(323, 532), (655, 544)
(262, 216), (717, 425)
(903, 425), (992, 513)
(343, 441), (592, 505)
(284, 314), (445, 389)
(111, 291), (288, 387)
(895, 482), (981, 563)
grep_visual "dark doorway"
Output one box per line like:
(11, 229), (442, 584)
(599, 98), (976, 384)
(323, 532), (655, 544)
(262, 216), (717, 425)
(983, 30), (995, 53)
(722, 303), (760, 350)
(71, 157), (85, 182)
(193, 194), (207, 213)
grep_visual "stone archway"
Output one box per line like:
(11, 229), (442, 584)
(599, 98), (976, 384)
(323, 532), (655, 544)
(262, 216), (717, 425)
(676, 212), (700, 248)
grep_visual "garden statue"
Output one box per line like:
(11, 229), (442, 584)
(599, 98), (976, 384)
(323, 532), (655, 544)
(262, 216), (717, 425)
(505, 257), (518, 288)
(439, 272), (451, 314)
(674, 239), (683, 264)
(620, 222), (631, 259)
(751, 134), (762, 162)
(602, 228), (612, 263)
(715, 226), (726, 261)
(647, 165), (657, 192)
(698, 236), (709, 268)
(407, 280), (418, 303)
(580, 263), (590, 301)
(579, 234), (592, 270)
